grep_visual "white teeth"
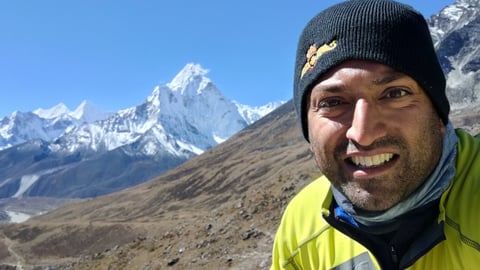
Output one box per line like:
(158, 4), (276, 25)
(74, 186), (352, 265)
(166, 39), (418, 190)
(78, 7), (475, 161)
(351, 153), (394, 168)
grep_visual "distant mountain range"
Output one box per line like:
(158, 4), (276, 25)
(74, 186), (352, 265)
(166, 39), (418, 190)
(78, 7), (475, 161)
(0, 63), (284, 202)
(0, 100), (111, 152)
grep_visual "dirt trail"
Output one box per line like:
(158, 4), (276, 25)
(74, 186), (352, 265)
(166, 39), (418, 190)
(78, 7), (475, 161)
(2, 235), (25, 270)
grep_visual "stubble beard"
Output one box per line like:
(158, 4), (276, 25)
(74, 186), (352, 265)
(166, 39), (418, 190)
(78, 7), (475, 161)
(313, 121), (444, 212)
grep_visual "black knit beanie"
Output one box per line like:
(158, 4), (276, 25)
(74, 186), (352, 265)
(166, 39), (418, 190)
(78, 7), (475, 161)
(294, 0), (449, 141)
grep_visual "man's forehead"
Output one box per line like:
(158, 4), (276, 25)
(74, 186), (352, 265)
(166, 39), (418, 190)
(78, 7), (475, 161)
(317, 60), (411, 86)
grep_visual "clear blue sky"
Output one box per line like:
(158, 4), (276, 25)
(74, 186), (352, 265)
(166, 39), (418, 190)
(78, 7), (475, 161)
(0, 0), (454, 117)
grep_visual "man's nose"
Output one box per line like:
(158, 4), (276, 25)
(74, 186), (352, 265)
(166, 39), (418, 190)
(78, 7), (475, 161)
(346, 99), (387, 147)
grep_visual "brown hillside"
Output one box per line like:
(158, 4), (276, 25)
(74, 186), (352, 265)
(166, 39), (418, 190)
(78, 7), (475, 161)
(0, 101), (320, 269)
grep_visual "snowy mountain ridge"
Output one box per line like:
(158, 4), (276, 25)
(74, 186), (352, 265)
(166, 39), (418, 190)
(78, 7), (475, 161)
(48, 63), (283, 157)
(0, 101), (111, 151)
(428, 0), (480, 108)
(0, 63), (284, 154)
(33, 100), (112, 122)
(429, 0), (478, 45)
(0, 63), (284, 202)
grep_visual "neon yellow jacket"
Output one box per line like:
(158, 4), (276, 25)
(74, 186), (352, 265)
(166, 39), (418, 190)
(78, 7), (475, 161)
(271, 129), (480, 269)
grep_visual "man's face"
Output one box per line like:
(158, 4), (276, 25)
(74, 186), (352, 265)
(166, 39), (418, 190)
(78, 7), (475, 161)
(307, 60), (445, 212)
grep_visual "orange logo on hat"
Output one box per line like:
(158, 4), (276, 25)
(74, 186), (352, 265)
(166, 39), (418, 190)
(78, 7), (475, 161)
(300, 40), (337, 79)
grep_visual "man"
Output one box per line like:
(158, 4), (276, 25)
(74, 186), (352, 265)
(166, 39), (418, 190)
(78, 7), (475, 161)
(270, 0), (480, 269)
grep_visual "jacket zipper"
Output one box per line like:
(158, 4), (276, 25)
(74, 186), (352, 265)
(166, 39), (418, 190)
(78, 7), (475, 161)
(391, 245), (399, 266)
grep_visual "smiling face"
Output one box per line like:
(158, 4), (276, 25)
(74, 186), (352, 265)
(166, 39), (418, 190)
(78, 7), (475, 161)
(307, 60), (445, 211)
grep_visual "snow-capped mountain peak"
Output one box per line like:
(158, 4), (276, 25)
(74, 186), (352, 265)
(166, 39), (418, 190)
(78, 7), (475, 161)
(52, 63), (282, 156)
(428, 0), (480, 108)
(32, 100), (110, 123)
(0, 62), (285, 202)
(1, 63), (283, 154)
(235, 101), (286, 125)
(429, 0), (478, 46)
(0, 101), (112, 151)
(166, 63), (211, 95)
(33, 103), (70, 119)
(70, 100), (111, 123)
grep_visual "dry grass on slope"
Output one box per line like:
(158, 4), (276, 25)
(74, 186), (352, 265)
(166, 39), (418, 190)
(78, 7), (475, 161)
(0, 101), (320, 269)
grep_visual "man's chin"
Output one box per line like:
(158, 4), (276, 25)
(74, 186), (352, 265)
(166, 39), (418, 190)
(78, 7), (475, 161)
(343, 189), (400, 212)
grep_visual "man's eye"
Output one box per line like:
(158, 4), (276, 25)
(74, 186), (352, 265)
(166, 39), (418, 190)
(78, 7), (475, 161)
(383, 88), (410, 99)
(318, 98), (345, 108)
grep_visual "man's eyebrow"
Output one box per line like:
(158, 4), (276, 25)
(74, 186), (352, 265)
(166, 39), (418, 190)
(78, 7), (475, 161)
(372, 72), (407, 85)
(311, 85), (344, 95)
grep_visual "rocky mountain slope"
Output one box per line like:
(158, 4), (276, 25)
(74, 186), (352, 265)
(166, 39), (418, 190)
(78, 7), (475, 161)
(429, 0), (480, 108)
